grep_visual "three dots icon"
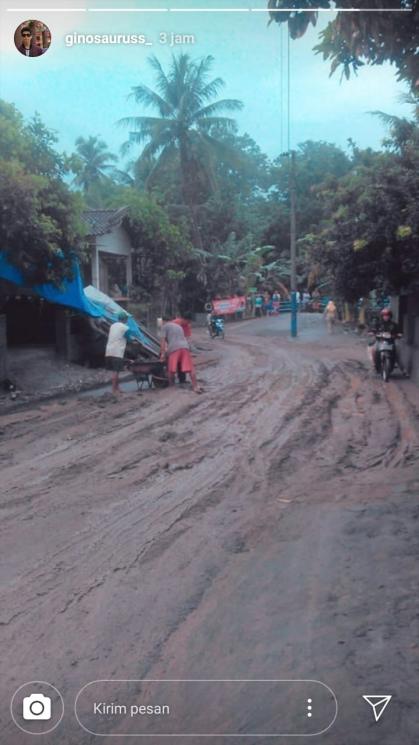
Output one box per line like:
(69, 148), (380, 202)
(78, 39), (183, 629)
(307, 699), (313, 718)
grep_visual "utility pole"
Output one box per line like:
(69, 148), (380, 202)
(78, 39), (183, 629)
(289, 149), (297, 337)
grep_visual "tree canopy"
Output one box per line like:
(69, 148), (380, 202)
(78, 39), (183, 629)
(72, 135), (118, 198)
(2, 46), (418, 312)
(300, 108), (419, 300)
(268, 1), (419, 91)
(118, 54), (243, 210)
(105, 189), (193, 315)
(0, 101), (85, 285)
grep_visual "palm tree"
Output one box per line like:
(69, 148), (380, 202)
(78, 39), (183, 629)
(370, 95), (419, 153)
(118, 54), (243, 238)
(73, 135), (118, 193)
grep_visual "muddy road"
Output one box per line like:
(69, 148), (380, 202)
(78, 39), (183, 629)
(1, 315), (419, 744)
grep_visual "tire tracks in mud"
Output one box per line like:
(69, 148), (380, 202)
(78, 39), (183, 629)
(2, 322), (419, 744)
(0, 336), (305, 680)
(2, 334), (418, 627)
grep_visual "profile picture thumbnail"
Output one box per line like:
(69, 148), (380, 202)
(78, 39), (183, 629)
(14, 20), (51, 58)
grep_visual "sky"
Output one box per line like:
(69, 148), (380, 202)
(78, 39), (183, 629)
(0, 0), (413, 166)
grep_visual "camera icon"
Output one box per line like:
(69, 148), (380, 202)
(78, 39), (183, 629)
(22, 693), (52, 720)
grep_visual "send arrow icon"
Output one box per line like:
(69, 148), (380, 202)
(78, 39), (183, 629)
(363, 695), (392, 722)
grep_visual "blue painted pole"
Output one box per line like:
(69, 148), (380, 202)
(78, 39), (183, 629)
(291, 290), (297, 338)
(290, 150), (297, 338)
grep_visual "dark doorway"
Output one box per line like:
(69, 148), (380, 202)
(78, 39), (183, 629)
(1, 296), (56, 346)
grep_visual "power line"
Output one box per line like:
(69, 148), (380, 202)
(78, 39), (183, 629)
(280, 23), (284, 154)
(287, 24), (291, 155)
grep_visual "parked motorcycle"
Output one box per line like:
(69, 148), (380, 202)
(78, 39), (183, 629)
(209, 316), (225, 340)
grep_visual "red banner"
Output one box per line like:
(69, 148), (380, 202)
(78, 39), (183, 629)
(212, 296), (246, 316)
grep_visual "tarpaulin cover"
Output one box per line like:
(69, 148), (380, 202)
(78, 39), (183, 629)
(84, 285), (158, 353)
(0, 252), (157, 353)
(0, 252), (102, 317)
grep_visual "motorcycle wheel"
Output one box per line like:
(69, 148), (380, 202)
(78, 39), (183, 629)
(382, 356), (391, 382)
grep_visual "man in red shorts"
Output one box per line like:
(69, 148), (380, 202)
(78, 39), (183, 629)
(160, 319), (202, 393)
(172, 311), (192, 384)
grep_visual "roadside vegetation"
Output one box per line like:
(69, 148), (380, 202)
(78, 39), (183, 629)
(1, 46), (418, 314)
(268, 0), (418, 92)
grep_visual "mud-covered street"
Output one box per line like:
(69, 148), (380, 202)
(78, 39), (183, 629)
(2, 314), (419, 745)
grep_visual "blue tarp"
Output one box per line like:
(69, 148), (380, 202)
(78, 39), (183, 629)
(84, 285), (158, 352)
(0, 252), (156, 352)
(0, 252), (102, 317)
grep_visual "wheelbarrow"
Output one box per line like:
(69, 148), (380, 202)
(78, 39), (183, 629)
(126, 359), (169, 390)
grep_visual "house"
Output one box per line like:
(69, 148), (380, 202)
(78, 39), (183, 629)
(0, 209), (136, 375)
(82, 207), (133, 298)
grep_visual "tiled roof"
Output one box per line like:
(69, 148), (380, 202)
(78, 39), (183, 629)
(82, 207), (128, 236)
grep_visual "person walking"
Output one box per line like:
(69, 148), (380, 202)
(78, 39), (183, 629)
(105, 311), (132, 395)
(324, 300), (338, 333)
(255, 294), (263, 318)
(263, 291), (271, 317)
(272, 291), (280, 314)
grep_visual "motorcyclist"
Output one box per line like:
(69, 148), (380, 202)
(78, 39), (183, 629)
(369, 307), (408, 376)
(207, 310), (223, 336)
(207, 309), (215, 334)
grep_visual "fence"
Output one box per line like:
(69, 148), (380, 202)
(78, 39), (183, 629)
(277, 297), (328, 314)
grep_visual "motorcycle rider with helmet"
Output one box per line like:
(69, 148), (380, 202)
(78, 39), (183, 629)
(369, 307), (408, 377)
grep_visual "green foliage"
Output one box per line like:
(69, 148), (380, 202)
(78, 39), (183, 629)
(0, 100), (85, 285)
(118, 54), (243, 214)
(260, 140), (352, 288)
(268, 0), (419, 91)
(396, 225), (412, 239)
(109, 189), (193, 314)
(303, 110), (419, 300)
(0, 102), (60, 177)
(72, 135), (119, 201)
(3, 55), (417, 312)
(353, 239), (367, 252)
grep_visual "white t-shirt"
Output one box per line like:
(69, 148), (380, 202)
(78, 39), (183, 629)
(105, 322), (129, 358)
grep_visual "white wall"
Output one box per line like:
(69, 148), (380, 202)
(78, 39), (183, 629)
(90, 226), (133, 291)
(95, 225), (131, 256)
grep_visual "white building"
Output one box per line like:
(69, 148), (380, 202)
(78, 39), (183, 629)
(82, 207), (133, 298)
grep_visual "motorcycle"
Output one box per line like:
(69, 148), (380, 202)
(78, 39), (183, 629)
(372, 331), (401, 382)
(209, 316), (225, 340)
